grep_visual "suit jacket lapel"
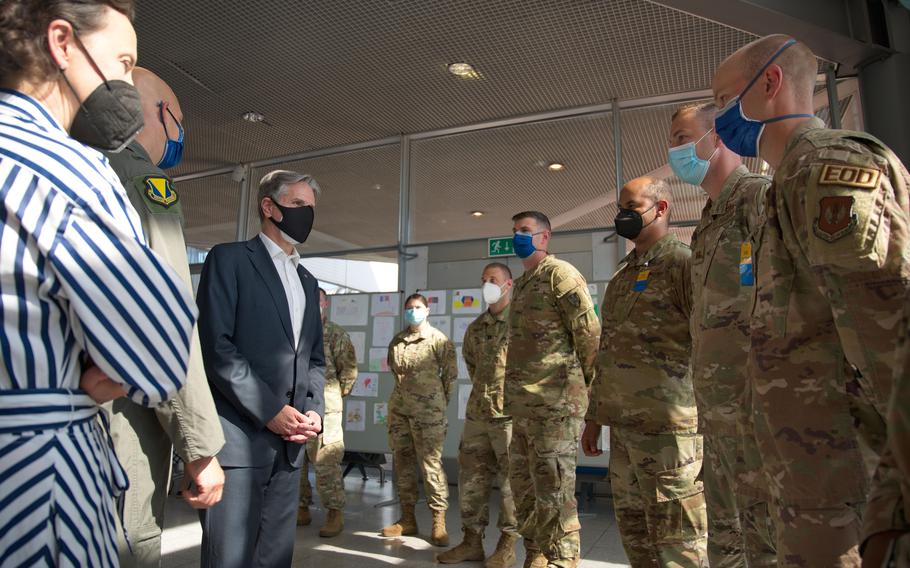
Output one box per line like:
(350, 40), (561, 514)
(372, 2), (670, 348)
(297, 265), (314, 353)
(247, 237), (294, 345)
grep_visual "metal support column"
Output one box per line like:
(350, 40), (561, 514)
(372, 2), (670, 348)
(397, 136), (412, 294)
(825, 68), (842, 130)
(235, 164), (251, 241)
(612, 98), (625, 263)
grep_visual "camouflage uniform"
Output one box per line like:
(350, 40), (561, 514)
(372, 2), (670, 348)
(300, 320), (357, 511)
(590, 233), (708, 568)
(863, 296), (910, 564)
(749, 117), (910, 566)
(387, 324), (458, 511)
(505, 255), (600, 567)
(457, 306), (517, 537)
(689, 165), (777, 567)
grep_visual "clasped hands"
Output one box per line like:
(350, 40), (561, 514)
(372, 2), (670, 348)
(267, 405), (321, 443)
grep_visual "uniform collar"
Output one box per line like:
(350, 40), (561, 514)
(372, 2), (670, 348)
(482, 304), (510, 324)
(782, 116), (826, 161)
(0, 89), (66, 134)
(405, 323), (434, 340)
(621, 233), (678, 268)
(259, 232), (300, 266)
(710, 165), (750, 216)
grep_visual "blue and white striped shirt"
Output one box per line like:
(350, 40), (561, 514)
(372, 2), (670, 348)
(0, 89), (198, 565)
(0, 88), (197, 405)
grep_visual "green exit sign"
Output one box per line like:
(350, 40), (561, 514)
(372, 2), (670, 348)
(488, 237), (514, 257)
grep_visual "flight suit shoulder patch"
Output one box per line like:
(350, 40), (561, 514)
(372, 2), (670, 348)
(140, 175), (179, 208)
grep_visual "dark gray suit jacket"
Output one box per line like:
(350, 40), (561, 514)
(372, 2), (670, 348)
(197, 236), (325, 469)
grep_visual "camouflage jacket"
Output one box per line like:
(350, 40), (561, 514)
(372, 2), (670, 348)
(690, 165), (770, 435)
(388, 323), (457, 417)
(749, 117), (910, 503)
(321, 320), (357, 443)
(863, 296), (910, 540)
(462, 306), (510, 421)
(505, 255), (600, 419)
(590, 233), (695, 434)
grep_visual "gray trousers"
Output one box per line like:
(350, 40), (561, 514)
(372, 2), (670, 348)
(199, 451), (301, 568)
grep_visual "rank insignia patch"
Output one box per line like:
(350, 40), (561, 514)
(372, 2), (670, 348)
(814, 196), (857, 242)
(145, 176), (178, 207)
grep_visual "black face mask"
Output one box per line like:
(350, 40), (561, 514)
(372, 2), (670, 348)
(62, 33), (144, 152)
(271, 202), (315, 244)
(614, 204), (656, 240)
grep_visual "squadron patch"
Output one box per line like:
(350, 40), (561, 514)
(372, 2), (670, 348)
(144, 176), (178, 207)
(814, 196), (857, 242)
(567, 293), (581, 307)
(818, 164), (880, 189)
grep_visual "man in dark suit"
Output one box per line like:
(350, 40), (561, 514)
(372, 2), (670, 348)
(197, 169), (327, 568)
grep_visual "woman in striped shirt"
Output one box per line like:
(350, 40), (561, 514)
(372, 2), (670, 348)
(0, 1), (197, 565)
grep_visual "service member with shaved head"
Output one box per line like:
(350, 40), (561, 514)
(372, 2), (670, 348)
(668, 103), (776, 566)
(102, 66), (226, 567)
(712, 34), (910, 566)
(582, 176), (708, 567)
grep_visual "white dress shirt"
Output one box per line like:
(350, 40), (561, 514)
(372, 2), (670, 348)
(260, 233), (306, 346)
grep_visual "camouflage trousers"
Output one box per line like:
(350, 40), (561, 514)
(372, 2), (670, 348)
(702, 429), (776, 567)
(388, 409), (448, 510)
(510, 415), (582, 567)
(299, 434), (346, 510)
(610, 428), (709, 568)
(457, 417), (518, 536)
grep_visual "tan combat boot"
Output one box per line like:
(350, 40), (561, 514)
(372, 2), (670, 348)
(381, 504), (418, 537)
(319, 508), (344, 538)
(297, 506), (311, 526)
(436, 528), (484, 563)
(431, 510), (450, 547)
(523, 543), (547, 568)
(484, 532), (519, 568)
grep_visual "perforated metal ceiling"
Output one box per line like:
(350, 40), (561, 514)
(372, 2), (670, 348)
(135, 0), (757, 177)
(138, 1), (846, 253)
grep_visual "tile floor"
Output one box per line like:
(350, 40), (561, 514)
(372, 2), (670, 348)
(161, 471), (630, 567)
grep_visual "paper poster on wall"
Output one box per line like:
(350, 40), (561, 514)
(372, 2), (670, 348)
(453, 317), (473, 344)
(371, 293), (400, 317)
(428, 315), (451, 338)
(457, 383), (472, 420)
(331, 294), (368, 327)
(456, 346), (469, 379)
(349, 331), (366, 364)
(352, 372), (379, 397)
(373, 402), (388, 425)
(601, 425), (610, 453)
(345, 400), (365, 432)
(368, 348), (390, 372)
(372, 317), (396, 347)
(452, 289), (483, 315)
(424, 290), (447, 315)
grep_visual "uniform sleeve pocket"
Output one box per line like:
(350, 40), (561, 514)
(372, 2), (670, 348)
(804, 157), (889, 271)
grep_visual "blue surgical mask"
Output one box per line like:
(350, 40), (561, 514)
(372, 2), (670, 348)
(157, 102), (185, 169)
(714, 39), (815, 158)
(513, 232), (538, 259)
(668, 128), (718, 186)
(405, 307), (427, 327)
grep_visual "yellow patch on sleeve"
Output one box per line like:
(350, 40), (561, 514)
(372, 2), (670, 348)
(817, 164), (880, 189)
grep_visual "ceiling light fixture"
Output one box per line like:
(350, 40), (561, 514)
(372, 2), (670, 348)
(470, 210), (484, 217)
(447, 62), (479, 79)
(373, 184), (383, 190)
(547, 162), (565, 172)
(242, 111), (265, 123)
